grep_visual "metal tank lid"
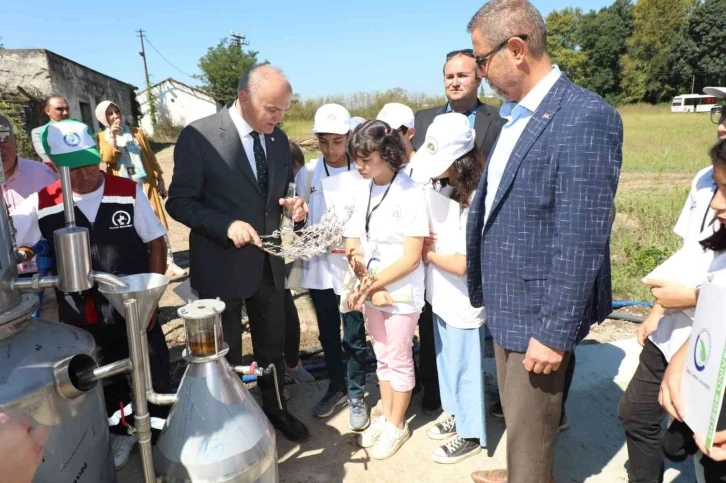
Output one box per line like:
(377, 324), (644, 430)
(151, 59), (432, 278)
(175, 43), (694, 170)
(177, 299), (226, 320)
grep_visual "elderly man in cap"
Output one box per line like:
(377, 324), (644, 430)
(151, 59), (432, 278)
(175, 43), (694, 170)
(12, 119), (171, 470)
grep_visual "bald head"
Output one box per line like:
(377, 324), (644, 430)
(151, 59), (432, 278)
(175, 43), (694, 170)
(45, 96), (71, 122)
(238, 64), (292, 97)
(0, 114), (18, 174)
(237, 64), (293, 134)
(0, 115), (14, 135)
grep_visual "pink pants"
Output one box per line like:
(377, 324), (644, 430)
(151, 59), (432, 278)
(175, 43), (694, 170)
(364, 306), (421, 392)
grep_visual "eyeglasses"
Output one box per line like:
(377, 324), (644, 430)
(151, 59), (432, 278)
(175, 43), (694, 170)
(712, 106), (726, 125)
(446, 49), (475, 60)
(474, 35), (529, 72)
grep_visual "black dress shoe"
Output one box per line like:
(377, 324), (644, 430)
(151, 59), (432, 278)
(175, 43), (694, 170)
(264, 409), (311, 443)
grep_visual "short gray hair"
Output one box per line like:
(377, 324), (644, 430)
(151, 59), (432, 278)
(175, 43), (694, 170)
(0, 115), (14, 136)
(237, 64), (291, 95)
(467, 0), (548, 59)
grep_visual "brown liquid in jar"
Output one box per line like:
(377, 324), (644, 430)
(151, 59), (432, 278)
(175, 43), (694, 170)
(188, 335), (218, 356)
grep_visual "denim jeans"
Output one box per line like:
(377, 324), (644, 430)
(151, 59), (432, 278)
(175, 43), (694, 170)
(309, 288), (367, 398)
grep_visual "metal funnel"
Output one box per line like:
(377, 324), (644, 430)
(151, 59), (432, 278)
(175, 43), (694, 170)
(98, 273), (169, 331)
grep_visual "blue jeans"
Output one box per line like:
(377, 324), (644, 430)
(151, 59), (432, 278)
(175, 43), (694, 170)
(309, 289), (367, 399)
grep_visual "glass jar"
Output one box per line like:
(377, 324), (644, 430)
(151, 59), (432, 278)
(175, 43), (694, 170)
(178, 299), (226, 358)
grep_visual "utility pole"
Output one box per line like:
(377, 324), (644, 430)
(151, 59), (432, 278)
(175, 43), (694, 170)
(137, 29), (157, 127)
(230, 31), (249, 50)
(691, 74), (696, 95)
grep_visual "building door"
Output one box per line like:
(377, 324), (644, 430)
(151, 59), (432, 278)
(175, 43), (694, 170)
(79, 101), (94, 131)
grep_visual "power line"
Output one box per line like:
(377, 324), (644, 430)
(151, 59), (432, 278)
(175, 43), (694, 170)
(143, 36), (197, 80)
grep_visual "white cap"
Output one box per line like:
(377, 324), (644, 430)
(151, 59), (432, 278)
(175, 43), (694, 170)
(409, 113), (475, 183)
(376, 103), (415, 130)
(312, 103), (351, 135)
(350, 116), (366, 131)
(704, 87), (726, 98)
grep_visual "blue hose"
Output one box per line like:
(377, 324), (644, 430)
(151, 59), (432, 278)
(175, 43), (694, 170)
(613, 300), (653, 308)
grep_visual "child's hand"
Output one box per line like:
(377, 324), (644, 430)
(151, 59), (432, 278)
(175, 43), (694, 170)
(642, 279), (698, 311)
(370, 290), (394, 307)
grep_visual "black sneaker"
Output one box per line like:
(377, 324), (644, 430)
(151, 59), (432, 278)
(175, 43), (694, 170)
(490, 400), (504, 419)
(431, 436), (482, 464)
(427, 415), (456, 440)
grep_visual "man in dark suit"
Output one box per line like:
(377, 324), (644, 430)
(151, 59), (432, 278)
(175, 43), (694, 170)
(166, 64), (310, 442)
(411, 50), (505, 414)
(466, 2), (622, 483)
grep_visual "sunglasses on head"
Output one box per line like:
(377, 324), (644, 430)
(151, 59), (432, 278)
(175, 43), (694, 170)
(446, 49), (475, 60)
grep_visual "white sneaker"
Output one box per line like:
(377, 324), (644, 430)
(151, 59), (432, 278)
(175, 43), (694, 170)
(285, 360), (315, 384)
(111, 433), (137, 469)
(167, 262), (187, 277)
(371, 422), (410, 460)
(358, 415), (386, 448)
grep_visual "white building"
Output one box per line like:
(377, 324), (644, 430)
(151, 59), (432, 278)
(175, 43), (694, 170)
(137, 78), (223, 137)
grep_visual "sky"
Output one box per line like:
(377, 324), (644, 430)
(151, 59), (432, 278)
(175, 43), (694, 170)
(3, 0), (612, 99)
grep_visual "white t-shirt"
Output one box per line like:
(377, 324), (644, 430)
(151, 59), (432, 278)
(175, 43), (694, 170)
(425, 187), (486, 329)
(13, 181), (167, 248)
(295, 156), (354, 292)
(649, 166), (717, 361)
(343, 172), (428, 314)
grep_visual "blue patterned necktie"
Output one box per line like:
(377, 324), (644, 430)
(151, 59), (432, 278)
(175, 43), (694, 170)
(250, 131), (268, 199)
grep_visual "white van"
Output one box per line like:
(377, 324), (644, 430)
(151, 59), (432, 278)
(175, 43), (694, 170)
(671, 94), (719, 113)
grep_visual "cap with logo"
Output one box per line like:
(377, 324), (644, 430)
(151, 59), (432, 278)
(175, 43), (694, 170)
(40, 119), (101, 169)
(376, 103), (415, 130)
(409, 113), (475, 184)
(704, 87), (726, 98)
(312, 104), (351, 135)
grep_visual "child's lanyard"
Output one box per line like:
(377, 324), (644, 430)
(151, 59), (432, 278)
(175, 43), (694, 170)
(701, 190), (718, 233)
(365, 172), (398, 241)
(323, 155), (352, 177)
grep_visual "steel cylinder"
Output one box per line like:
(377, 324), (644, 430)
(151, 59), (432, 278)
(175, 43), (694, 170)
(54, 227), (93, 293)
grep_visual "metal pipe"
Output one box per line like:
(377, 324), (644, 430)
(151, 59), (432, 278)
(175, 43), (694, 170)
(10, 275), (59, 291)
(91, 271), (127, 288)
(123, 299), (155, 483)
(57, 166), (76, 228)
(139, 332), (177, 406)
(86, 358), (132, 383)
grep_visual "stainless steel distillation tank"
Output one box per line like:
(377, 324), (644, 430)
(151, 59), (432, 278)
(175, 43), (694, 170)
(150, 299), (280, 482)
(0, 124), (129, 483)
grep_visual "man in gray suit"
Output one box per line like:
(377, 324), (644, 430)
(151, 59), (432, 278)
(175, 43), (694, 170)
(167, 64), (310, 442)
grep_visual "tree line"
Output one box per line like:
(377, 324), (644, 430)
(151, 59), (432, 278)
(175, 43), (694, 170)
(547, 0), (726, 105)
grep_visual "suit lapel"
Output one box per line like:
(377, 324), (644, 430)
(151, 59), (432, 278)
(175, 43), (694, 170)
(218, 106), (263, 196)
(474, 104), (493, 149)
(264, 132), (277, 204)
(485, 77), (569, 229)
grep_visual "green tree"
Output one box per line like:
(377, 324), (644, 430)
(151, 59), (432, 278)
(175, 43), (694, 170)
(545, 8), (588, 86)
(668, 0), (726, 94)
(579, 0), (634, 104)
(621, 0), (698, 103)
(197, 38), (261, 104)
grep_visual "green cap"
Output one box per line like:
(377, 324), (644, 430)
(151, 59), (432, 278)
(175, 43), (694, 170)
(40, 119), (101, 169)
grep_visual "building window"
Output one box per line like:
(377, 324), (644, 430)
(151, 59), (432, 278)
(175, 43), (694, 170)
(79, 101), (93, 130)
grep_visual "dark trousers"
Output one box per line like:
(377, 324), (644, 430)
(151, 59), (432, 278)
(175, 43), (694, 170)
(620, 340), (726, 482)
(415, 301), (440, 401)
(494, 343), (571, 483)
(85, 320), (171, 435)
(618, 339), (668, 483)
(201, 257), (287, 413)
(309, 288), (367, 399)
(284, 290), (301, 368)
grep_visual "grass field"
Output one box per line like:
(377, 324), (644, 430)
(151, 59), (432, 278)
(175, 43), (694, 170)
(282, 105), (719, 302)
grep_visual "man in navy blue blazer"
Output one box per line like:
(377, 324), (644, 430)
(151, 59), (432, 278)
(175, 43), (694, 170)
(466, 2), (622, 483)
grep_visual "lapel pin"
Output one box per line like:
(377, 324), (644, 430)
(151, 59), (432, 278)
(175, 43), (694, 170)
(542, 113), (551, 120)
(271, 137), (275, 142)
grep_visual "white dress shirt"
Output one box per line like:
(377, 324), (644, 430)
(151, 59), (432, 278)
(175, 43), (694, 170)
(484, 66), (562, 223)
(229, 102), (267, 179)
